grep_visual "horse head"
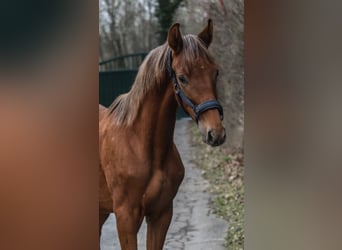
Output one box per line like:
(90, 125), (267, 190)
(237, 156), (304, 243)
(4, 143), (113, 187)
(167, 20), (226, 146)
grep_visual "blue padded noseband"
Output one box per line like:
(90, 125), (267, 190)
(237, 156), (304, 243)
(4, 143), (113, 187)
(167, 49), (224, 123)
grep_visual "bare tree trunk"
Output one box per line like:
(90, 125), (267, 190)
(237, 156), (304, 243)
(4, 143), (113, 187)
(148, 0), (153, 50)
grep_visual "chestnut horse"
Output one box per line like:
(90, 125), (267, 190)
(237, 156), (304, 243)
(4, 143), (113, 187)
(99, 20), (226, 250)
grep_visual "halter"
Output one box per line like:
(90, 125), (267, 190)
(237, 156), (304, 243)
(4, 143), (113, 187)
(167, 49), (224, 123)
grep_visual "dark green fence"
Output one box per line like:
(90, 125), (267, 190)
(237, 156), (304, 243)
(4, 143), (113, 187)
(99, 53), (147, 107)
(99, 53), (188, 119)
(99, 69), (138, 107)
(99, 53), (147, 72)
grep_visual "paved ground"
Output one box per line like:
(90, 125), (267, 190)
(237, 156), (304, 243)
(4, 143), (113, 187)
(100, 119), (228, 250)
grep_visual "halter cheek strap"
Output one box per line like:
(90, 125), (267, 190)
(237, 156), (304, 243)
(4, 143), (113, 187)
(167, 49), (224, 123)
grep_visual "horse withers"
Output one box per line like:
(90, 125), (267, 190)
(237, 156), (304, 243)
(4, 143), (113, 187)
(99, 19), (225, 250)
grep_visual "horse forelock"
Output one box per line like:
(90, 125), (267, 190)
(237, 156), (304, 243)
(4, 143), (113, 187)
(107, 34), (212, 126)
(180, 35), (214, 72)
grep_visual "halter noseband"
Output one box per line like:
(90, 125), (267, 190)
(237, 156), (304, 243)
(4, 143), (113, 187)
(167, 49), (224, 123)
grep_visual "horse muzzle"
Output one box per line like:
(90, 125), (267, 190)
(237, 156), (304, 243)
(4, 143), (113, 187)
(198, 121), (226, 147)
(206, 127), (226, 146)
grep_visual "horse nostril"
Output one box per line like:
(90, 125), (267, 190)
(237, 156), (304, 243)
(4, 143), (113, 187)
(207, 130), (214, 143)
(207, 129), (226, 146)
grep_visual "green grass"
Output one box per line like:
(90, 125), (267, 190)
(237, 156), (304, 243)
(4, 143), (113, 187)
(190, 125), (244, 250)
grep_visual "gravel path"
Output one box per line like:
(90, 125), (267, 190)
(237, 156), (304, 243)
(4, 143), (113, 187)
(100, 119), (228, 250)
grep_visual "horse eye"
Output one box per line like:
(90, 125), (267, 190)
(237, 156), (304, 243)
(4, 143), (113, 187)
(178, 75), (187, 84)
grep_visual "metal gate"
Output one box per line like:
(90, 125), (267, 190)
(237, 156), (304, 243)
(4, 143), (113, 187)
(99, 53), (188, 119)
(99, 53), (147, 107)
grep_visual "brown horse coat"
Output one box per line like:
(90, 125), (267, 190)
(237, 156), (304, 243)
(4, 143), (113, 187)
(99, 20), (225, 250)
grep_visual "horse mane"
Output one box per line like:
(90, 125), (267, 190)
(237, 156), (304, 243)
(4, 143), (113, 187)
(106, 34), (212, 126)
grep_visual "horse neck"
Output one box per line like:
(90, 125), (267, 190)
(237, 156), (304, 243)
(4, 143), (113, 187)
(133, 78), (178, 149)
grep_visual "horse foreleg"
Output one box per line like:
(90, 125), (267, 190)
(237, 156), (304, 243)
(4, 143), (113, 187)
(115, 205), (144, 250)
(146, 204), (173, 250)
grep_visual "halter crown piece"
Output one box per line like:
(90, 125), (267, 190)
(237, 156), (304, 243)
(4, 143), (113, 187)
(167, 49), (224, 123)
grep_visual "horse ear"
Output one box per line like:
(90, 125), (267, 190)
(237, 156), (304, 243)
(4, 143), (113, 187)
(198, 19), (213, 48)
(167, 23), (183, 54)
